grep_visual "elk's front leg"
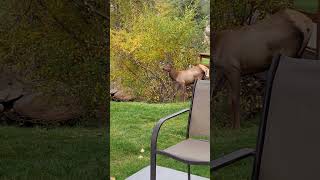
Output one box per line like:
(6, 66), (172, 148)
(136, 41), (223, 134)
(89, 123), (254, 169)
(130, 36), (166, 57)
(175, 83), (185, 102)
(173, 83), (180, 100)
(226, 70), (241, 129)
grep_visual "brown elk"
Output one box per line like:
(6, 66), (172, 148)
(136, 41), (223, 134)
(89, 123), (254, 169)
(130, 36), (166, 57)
(212, 9), (313, 129)
(162, 63), (209, 101)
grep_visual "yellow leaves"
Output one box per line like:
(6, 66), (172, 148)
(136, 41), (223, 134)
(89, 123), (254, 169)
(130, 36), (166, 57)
(138, 148), (145, 159)
(155, 0), (175, 16)
(125, 35), (142, 53)
(110, 30), (125, 53)
(110, 29), (142, 54)
(110, 4), (204, 102)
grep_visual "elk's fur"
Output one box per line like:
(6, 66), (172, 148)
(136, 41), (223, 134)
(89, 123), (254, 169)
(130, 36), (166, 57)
(212, 9), (313, 128)
(163, 63), (209, 101)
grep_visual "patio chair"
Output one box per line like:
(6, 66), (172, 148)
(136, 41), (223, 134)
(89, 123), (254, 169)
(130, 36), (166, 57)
(151, 80), (210, 180)
(211, 55), (320, 180)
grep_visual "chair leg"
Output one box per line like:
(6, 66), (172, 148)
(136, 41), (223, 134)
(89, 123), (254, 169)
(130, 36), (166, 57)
(150, 152), (157, 180)
(188, 164), (191, 180)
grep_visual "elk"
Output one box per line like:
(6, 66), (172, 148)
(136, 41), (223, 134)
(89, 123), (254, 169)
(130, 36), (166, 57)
(212, 9), (313, 129)
(162, 63), (209, 101)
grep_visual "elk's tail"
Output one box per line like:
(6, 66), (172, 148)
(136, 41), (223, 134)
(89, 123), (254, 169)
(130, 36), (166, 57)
(198, 64), (210, 79)
(297, 23), (313, 57)
(288, 10), (314, 57)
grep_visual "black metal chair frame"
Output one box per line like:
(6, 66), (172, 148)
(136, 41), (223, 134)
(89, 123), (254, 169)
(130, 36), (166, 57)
(151, 80), (210, 180)
(210, 54), (283, 179)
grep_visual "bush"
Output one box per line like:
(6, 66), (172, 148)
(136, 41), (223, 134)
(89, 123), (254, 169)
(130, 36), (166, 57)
(211, 0), (292, 30)
(111, 3), (207, 102)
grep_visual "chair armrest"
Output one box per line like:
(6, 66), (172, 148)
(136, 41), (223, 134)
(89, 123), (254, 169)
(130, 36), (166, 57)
(151, 108), (190, 151)
(211, 148), (255, 171)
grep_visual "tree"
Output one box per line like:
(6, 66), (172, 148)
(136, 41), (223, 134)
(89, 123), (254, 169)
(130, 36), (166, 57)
(110, 0), (155, 29)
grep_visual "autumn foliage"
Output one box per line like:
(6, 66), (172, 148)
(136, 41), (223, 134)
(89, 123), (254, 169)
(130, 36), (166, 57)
(111, 1), (208, 102)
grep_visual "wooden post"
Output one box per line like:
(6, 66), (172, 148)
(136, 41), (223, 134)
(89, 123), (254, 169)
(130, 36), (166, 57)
(199, 53), (210, 67)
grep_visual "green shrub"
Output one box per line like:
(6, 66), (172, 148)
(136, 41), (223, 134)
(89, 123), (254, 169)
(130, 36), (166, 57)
(111, 2), (207, 102)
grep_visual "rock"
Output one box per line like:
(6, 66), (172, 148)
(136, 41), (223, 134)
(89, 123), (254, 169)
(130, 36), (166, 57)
(0, 74), (25, 103)
(110, 82), (119, 96)
(6, 82), (24, 101)
(0, 71), (81, 125)
(0, 89), (9, 103)
(0, 85), (24, 103)
(13, 93), (80, 124)
(112, 90), (135, 101)
(110, 88), (118, 96)
(110, 81), (135, 101)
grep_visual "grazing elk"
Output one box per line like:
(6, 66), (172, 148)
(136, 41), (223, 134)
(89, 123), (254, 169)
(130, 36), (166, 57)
(162, 63), (209, 101)
(212, 9), (313, 129)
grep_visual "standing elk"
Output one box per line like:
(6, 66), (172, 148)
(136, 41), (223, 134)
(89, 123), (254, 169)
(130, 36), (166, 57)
(212, 9), (313, 129)
(162, 63), (209, 101)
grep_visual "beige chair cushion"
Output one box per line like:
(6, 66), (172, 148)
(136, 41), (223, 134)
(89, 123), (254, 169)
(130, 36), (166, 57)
(161, 139), (210, 163)
(189, 80), (210, 137)
(259, 57), (320, 180)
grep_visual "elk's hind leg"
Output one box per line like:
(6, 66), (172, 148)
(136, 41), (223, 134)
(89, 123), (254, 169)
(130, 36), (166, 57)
(180, 83), (187, 102)
(211, 68), (226, 99)
(175, 82), (186, 102)
(226, 70), (241, 129)
(173, 82), (180, 100)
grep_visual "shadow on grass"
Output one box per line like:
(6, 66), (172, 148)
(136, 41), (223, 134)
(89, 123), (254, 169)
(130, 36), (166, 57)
(0, 126), (108, 179)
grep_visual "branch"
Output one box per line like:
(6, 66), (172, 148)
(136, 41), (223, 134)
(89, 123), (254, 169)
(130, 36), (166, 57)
(5, 0), (33, 31)
(127, 53), (169, 94)
(37, 0), (87, 45)
(84, 1), (109, 20)
(71, 0), (109, 20)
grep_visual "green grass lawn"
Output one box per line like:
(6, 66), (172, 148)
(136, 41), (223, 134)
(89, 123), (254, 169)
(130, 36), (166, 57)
(110, 102), (259, 180)
(212, 120), (259, 180)
(0, 126), (108, 180)
(201, 58), (210, 66)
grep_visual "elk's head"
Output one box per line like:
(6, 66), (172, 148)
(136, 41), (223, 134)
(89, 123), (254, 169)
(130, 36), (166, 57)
(162, 63), (173, 72)
(160, 52), (174, 72)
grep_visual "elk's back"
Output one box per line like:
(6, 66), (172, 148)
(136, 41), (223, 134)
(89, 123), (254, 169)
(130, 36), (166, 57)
(213, 9), (313, 75)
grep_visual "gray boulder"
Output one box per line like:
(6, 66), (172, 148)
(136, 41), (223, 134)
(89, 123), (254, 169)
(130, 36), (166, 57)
(0, 75), (25, 103)
(112, 90), (135, 101)
(13, 93), (80, 124)
(110, 82), (135, 101)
